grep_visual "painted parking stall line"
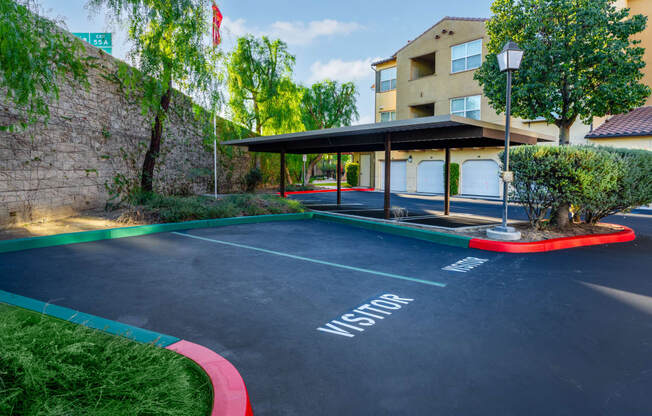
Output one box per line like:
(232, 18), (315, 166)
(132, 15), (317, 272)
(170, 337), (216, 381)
(317, 294), (414, 338)
(172, 232), (446, 287)
(442, 257), (488, 273)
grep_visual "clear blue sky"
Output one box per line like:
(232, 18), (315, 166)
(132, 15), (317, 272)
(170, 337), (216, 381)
(40, 0), (492, 125)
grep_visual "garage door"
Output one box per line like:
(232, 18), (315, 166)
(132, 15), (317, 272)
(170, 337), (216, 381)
(417, 160), (444, 193)
(359, 154), (371, 187)
(379, 160), (407, 192)
(461, 160), (500, 197)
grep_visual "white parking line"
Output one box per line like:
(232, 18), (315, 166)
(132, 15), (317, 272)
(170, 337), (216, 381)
(172, 232), (447, 287)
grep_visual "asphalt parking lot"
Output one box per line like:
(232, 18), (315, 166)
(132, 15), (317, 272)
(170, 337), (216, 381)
(1, 194), (651, 415)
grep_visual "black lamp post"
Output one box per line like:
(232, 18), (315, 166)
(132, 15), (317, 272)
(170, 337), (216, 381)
(488, 41), (524, 240)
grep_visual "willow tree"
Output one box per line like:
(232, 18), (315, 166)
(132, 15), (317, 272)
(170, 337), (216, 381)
(226, 36), (299, 136)
(475, 0), (650, 226)
(0, 0), (89, 131)
(89, 0), (216, 192)
(300, 80), (359, 183)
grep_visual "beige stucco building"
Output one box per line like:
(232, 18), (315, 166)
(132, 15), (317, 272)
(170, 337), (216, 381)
(355, 7), (651, 197)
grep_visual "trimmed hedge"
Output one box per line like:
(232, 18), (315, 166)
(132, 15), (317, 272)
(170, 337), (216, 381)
(346, 162), (359, 187)
(448, 162), (460, 195)
(506, 145), (652, 227)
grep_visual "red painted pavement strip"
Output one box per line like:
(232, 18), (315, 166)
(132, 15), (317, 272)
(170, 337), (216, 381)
(469, 224), (635, 253)
(166, 340), (253, 416)
(278, 188), (374, 195)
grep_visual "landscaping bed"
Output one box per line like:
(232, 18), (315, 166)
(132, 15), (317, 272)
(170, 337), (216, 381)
(0, 303), (212, 416)
(455, 222), (627, 242)
(0, 193), (304, 240)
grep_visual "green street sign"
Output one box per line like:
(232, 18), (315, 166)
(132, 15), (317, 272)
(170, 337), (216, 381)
(73, 32), (112, 55)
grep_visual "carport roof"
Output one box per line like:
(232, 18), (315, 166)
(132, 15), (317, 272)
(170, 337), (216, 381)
(222, 115), (556, 154)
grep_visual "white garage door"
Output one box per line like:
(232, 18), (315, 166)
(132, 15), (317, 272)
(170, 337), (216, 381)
(417, 161), (444, 193)
(379, 160), (407, 192)
(461, 160), (500, 197)
(359, 154), (371, 187)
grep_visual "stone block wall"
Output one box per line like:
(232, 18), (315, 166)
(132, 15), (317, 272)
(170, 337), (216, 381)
(0, 43), (250, 226)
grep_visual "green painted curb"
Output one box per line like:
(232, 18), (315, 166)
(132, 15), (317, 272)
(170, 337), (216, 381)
(0, 290), (179, 346)
(313, 212), (471, 248)
(0, 212), (314, 254)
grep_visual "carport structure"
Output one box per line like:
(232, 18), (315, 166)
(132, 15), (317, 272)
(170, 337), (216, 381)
(224, 115), (554, 219)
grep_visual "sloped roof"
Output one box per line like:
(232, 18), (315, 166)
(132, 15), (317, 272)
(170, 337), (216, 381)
(394, 16), (489, 56)
(586, 107), (652, 139)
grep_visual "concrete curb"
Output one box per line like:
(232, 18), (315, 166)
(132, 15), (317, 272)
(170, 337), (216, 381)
(469, 224), (635, 253)
(279, 188), (374, 195)
(0, 212), (313, 254)
(167, 340), (253, 416)
(0, 290), (253, 416)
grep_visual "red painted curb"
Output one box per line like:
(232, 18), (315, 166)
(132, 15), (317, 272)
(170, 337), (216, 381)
(469, 225), (635, 253)
(278, 188), (374, 195)
(167, 340), (253, 416)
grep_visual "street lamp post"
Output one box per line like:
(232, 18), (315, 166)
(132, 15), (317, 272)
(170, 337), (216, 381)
(487, 41), (524, 241)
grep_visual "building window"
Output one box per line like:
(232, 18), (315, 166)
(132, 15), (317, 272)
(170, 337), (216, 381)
(378, 67), (397, 92)
(450, 95), (481, 119)
(380, 111), (396, 122)
(451, 39), (482, 73)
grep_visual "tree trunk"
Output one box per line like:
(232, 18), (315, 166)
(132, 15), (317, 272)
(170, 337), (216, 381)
(141, 85), (172, 192)
(552, 121), (572, 228)
(284, 165), (293, 185)
(558, 123), (571, 146)
(304, 154), (323, 184)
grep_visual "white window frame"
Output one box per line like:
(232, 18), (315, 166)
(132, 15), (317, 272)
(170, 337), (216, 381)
(379, 67), (397, 92)
(451, 39), (482, 73)
(450, 95), (481, 119)
(380, 111), (396, 122)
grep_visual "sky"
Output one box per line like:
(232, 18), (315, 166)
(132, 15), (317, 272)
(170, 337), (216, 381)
(39, 0), (492, 125)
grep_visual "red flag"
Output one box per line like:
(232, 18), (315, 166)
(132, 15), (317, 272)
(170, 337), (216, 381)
(212, 2), (223, 47)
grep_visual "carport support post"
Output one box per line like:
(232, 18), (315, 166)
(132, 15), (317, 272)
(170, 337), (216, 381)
(384, 133), (391, 220)
(444, 148), (451, 215)
(280, 149), (286, 198)
(336, 152), (342, 206)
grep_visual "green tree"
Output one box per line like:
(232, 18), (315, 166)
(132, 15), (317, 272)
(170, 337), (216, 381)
(300, 80), (359, 183)
(0, 0), (89, 131)
(475, 0), (650, 226)
(226, 35), (300, 136)
(89, 0), (217, 192)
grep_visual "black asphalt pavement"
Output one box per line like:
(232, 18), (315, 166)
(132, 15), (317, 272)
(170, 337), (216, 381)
(1, 193), (651, 415)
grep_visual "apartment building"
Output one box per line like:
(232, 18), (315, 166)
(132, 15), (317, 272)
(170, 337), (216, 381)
(356, 7), (651, 197)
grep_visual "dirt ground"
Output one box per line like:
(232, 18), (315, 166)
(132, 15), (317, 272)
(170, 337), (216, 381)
(0, 209), (148, 241)
(454, 222), (625, 242)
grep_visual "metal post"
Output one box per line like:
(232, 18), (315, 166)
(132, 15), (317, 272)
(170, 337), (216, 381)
(213, 110), (217, 199)
(337, 152), (342, 206)
(384, 134), (391, 220)
(444, 148), (451, 216)
(502, 70), (512, 229)
(280, 149), (286, 198)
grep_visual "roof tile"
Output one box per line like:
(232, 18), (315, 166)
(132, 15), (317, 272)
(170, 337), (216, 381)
(586, 107), (652, 138)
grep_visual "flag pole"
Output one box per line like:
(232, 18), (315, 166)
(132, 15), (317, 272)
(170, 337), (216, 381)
(213, 109), (217, 199)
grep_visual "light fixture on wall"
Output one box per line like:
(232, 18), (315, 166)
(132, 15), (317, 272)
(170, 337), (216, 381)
(408, 155), (413, 163)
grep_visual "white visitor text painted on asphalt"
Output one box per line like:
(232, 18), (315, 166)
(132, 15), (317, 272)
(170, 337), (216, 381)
(442, 257), (488, 273)
(317, 294), (414, 338)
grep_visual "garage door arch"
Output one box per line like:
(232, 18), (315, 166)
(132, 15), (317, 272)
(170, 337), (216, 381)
(417, 160), (444, 194)
(461, 159), (500, 197)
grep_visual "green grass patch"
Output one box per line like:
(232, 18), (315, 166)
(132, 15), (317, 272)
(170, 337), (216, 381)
(129, 192), (305, 223)
(313, 182), (353, 188)
(0, 304), (212, 416)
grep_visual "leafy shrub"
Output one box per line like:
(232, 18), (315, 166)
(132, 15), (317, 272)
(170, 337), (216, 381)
(129, 192), (304, 223)
(346, 162), (359, 187)
(507, 145), (622, 228)
(448, 163), (460, 195)
(244, 168), (263, 192)
(579, 146), (652, 223)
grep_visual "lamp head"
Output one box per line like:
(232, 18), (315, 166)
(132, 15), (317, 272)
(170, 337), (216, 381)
(497, 41), (523, 72)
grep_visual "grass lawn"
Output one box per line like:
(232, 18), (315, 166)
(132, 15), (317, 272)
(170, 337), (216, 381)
(125, 192), (305, 223)
(313, 182), (353, 188)
(0, 304), (212, 416)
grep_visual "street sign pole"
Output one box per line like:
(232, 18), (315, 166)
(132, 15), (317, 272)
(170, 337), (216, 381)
(213, 109), (218, 199)
(302, 154), (307, 185)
